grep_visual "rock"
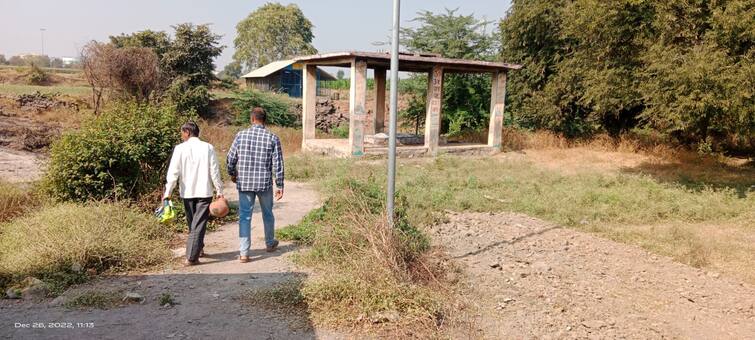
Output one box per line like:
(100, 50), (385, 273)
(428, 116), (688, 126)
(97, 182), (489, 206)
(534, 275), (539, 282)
(582, 320), (604, 329)
(6, 288), (21, 299)
(489, 262), (501, 269)
(19, 277), (48, 300)
(71, 262), (83, 273)
(122, 292), (144, 303)
(706, 272), (720, 279)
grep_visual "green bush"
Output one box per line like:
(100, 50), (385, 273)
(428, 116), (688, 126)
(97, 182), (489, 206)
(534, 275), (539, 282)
(164, 76), (210, 115)
(44, 103), (183, 202)
(0, 202), (172, 294)
(232, 89), (299, 127)
(26, 63), (48, 85)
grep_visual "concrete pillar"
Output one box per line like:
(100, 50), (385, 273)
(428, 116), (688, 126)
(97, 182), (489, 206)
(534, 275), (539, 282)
(487, 71), (507, 150)
(349, 59), (368, 156)
(302, 64), (317, 145)
(424, 65), (444, 155)
(373, 68), (387, 134)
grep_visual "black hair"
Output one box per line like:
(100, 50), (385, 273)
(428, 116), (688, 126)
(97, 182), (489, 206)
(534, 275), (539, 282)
(181, 121), (200, 137)
(251, 107), (266, 124)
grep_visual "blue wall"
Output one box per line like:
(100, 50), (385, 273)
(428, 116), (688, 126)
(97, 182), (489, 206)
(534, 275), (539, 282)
(278, 65), (325, 98)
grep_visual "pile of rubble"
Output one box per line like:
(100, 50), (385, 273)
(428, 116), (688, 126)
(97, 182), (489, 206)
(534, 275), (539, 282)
(15, 91), (80, 113)
(315, 98), (348, 133)
(0, 111), (60, 152)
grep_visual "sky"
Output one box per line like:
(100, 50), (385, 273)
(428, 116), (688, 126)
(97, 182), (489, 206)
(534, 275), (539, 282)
(0, 0), (512, 69)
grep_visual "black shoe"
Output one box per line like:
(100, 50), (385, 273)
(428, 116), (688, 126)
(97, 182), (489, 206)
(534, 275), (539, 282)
(266, 240), (279, 252)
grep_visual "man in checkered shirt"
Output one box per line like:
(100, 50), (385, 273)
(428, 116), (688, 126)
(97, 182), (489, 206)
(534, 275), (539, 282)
(227, 107), (284, 263)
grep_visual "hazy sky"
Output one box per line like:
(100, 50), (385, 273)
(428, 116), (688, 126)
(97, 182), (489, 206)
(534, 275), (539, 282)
(0, 0), (511, 68)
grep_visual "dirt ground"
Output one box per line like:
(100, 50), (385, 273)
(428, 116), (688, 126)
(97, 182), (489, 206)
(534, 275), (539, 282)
(434, 212), (755, 339)
(0, 182), (345, 340)
(0, 148), (45, 183)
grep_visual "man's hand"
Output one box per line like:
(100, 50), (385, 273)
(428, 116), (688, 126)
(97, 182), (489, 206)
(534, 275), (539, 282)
(275, 189), (283, 201)
(230, 176), (237, 183)
(216, 193), (224, 199)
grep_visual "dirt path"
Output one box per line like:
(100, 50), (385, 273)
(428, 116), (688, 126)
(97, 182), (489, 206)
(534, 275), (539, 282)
(0, 148), (44, 183)
(0, 182), (343, 340)
(435, 212), (755, 339)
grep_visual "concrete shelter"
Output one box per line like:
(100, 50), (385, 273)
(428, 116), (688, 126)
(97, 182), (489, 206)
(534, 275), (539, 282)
(296, 51), (521, 157)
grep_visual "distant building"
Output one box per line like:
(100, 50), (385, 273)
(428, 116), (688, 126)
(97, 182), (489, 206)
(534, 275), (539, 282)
(241, 60), (335, 98)
(61, 57), (79, 66)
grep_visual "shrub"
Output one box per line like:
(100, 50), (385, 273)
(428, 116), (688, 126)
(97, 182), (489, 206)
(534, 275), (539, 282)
(44, 103), (183, 202)
(277, 177), (441, 328)
(26, 63), (48, 85)
(0, 202), (172, 294)
(232, 89), (299, 127)
(164, 76), (211, 115)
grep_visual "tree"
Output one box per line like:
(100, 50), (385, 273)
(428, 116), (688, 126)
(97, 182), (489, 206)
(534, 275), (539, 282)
(110, 30), (171, 60)
(219, 61), (243, 80)
(8, 55), (24, 66)
(401, 8), (497, 136)
(233, 3), (317, 71)
(162, 23), (223, 87)
(50, 57), (64, 68)
(499, 0), (755, 154)
(0, 54), (6, 65)
(336, 70), (345, 80)
(81, 42), (161, 114)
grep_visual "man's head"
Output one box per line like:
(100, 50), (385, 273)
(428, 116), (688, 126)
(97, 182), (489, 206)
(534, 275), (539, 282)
(180, 121), (200, 141)
(251, 107), (266, 125)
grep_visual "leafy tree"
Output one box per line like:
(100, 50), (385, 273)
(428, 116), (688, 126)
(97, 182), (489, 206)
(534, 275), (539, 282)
(233, 3), (317, 70)
(102, 24), (223, 114)
(0, 54), (6, 65)
(499, 0), (755, 154)
(219, 61), (243, 80)
(163, 23), (223, 87)
(401, 8), (497, 136)
(110, 30), (171, 59)
(336, 70), (345, 80)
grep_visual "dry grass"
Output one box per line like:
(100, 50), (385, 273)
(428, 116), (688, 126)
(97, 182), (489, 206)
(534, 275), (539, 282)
(0, 181), (35, 224)
(277, 177), (453, 336)
(0, 202), (172, 294)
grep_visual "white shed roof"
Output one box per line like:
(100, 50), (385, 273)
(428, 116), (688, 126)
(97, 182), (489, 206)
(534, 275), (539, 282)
(241, 60), (295, 78)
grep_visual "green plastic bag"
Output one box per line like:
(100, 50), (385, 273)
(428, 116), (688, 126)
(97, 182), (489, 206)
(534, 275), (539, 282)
(155, 199), (177, 224)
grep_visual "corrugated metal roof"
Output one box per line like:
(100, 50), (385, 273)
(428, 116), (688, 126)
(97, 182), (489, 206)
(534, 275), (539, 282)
(241, 60), (294, 78)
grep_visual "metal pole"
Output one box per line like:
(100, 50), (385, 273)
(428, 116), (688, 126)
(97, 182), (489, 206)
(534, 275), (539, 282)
(386, 0), (400, 228)
(40, 28), (46, 56)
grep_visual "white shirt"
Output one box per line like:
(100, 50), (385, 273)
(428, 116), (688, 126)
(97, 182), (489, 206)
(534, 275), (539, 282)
(163, 137), (223, 199)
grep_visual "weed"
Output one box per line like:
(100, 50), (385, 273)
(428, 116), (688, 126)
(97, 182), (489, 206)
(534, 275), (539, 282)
(64, 291), (120, 310)
(158, 292), (175, 306)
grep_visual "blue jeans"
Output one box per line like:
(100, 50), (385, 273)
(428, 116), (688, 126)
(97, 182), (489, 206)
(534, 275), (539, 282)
(238, 188), (276, 256)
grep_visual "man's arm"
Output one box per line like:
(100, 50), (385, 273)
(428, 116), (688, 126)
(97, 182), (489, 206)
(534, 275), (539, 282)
(226, 133), (240, 181)
(163, 146), (181, 199)
(208, 145), (224, 197)
(272, 135), (284, 200)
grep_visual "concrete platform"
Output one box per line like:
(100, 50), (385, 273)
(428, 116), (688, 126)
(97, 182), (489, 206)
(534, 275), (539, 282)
(303, 139), (498, 158)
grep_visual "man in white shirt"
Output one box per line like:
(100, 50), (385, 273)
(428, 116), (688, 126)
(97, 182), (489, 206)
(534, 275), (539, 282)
(163, 122), (224, 265)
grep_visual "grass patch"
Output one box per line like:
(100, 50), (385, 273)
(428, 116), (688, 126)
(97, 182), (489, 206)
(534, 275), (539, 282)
(286, 152), (755, 283)
(247, 277), (306, 309)
(0, 202), (172, 294)
(158, 292), (175, 306)
(64, 291), (121, 310)
(0, 83), (91, 97)
(278, 176), (449, 334)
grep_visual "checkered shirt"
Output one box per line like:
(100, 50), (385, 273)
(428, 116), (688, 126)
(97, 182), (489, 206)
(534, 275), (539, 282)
(226, 124), (284, 192)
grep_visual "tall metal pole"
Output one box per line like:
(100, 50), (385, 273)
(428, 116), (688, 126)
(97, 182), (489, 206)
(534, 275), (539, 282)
(386, 0), (401, 227)
(40, 28), (46, 56)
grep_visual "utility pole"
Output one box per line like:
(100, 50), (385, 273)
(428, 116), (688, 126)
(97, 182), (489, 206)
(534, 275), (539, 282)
(386, 0), (400, 227)
(40, 28), (46, 56)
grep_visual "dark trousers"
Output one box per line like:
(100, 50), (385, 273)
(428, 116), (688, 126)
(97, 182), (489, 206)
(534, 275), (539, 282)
(183, 197), (212, 262)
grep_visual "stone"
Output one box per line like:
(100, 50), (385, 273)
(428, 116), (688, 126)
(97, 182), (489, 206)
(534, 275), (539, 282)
(123, 292), (144, 303)
(6, 288), (21, 299)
